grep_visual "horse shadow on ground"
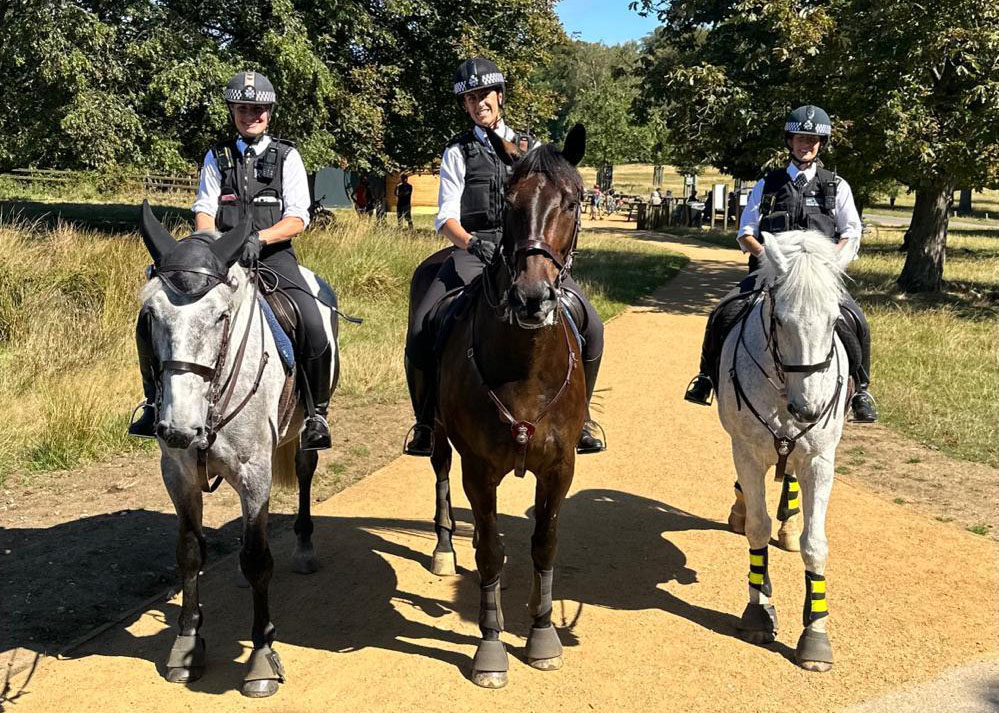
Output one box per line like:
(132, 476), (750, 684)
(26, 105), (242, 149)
(5, 487), (793, 696)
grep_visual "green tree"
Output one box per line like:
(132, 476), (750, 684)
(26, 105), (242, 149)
(632, 0), (999, 292)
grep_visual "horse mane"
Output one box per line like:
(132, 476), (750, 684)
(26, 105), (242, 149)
(758, 230), (847, 313)
(510, 143), (583, 193)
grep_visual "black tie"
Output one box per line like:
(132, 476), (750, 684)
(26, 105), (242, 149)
(794, 173), (808, 190)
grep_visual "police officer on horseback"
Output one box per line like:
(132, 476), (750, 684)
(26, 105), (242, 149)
(130, 71), (336, 450)
(403, 57), (606, 456)
(684, 105), (878, 423)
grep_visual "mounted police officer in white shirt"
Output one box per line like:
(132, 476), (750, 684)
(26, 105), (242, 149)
(403, 58), (606, 456)
(684, 105), (878, 423)
(130, 71), (337, 450)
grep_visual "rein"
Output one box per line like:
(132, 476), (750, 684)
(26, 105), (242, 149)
(160, 268), (270, 492)
(728, 289), (844, 482)
(469, 199), (583, 478)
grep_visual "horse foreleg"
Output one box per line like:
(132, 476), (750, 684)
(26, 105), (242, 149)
(430, 427), (456, 576)
(728, 481), (746, 534)
(526, 462), (573, 672)
(292, 448), (320, 574)
(732, 443), (778, 645)
(796, 454), (835, 672)
(239, 473), (283, 698)
(163, 463), (207, 683)
(463, 460), (507, 689)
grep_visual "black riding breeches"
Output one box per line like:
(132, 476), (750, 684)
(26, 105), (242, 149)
(697, 275), (872, 388)
(260, 247), (331, 360)
(405, 248), (604, 369)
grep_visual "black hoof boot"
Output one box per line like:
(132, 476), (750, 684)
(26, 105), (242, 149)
(404, 424), (433, 457)
(850, 390), (878, 423)
(301, 415), (332, 451)
(128, 401), (157, 439)
(576, 421), (606, 454)
(684, 374), (714, 406)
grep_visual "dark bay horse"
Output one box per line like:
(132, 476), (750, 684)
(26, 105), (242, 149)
(413, 125), (590, 688)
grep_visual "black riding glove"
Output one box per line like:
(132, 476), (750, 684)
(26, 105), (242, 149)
(239, 231), (264, 267)
(467, 236), (497, 265)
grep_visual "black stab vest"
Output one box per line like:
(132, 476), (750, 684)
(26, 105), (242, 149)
(758, 167), (839, 240)
(446, 128), (537, 241)
(212, 137), (295, 243)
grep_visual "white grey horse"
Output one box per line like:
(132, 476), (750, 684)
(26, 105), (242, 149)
(716, 229), (854, 672)
(137, 203), (337, 697)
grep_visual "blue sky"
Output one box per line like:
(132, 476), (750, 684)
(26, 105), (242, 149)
(556, 0), (661, 45)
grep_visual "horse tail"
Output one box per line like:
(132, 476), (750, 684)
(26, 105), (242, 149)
(272, 439), (299, 490)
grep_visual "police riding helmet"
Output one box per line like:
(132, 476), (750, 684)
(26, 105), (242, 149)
(453, 58), (505, 106)
(784, 105), (832, 149)
(224, 71), (277, 107)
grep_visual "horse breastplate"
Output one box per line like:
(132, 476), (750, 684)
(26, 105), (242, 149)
(758, 168), (838, 240)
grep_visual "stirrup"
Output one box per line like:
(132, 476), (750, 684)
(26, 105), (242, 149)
(403, 424), (434, 457)
(850, 391), (878, 423)
(684, 375), (714, 406)
(576, 420), (607, 455)
(300, 414), (332, 451)
(127, 401), (157, 439)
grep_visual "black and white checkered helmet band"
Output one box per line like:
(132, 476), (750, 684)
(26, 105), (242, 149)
(225, 87), (276, 104)
(785, 120), (831, 136)
(454, 72), (505, 96)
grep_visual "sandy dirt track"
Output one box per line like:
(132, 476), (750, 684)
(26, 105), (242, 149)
(8, 226), (998, 712)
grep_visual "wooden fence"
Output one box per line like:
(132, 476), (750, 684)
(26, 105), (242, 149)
(0, 168), (198, 192)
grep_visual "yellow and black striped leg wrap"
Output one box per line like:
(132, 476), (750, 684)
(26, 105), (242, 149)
(748, 547), (772, 597)
(803, 571), (829, 626)
(777, 474), (801, 521)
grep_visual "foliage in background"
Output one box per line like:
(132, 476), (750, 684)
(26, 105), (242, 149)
(631, 0), (999, 292)
(0, 0), (566, 174)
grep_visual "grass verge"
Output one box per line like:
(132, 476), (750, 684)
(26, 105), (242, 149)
(0, 207), (685, 484)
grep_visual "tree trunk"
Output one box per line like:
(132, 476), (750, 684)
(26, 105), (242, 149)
(897, 185), (951, 293)
(958, 189), (972, 215)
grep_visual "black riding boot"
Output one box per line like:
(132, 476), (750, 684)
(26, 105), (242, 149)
(300, 348), (333, 451)
(128, 311), (158, 439)
(404, 358), (435, 457)
(685, 325), (715, 406)
(577, 356), (606, 454)
(850, 350), (878, 423)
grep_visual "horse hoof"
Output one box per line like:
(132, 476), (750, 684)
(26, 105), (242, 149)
(796, 629), (833, 672)
(529, 656), (563, 671)
(737, 603), (778, 645)
(431, 551), (457, 576)
(165, 666), (203, 683)
(776, 520), (801, 551)
(472, 671), (508, 689)
(241, 679), (280, 698)
(728, 511), (746, 534)
(292, 546), (320, 574)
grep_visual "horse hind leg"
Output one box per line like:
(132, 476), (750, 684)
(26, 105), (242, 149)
(292, 448), (320, 574)
(776, 473), (802, 552)
(430, 424), (457, 576)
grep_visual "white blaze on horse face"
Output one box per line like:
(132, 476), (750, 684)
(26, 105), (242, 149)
(151, 288), (230, 437)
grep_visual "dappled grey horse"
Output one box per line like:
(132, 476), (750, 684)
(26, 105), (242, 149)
(137, 202), (337, 697)
(716, 230), (853, 672)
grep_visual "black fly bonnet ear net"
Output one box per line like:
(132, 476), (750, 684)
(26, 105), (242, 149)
(156, 235), (230, 298)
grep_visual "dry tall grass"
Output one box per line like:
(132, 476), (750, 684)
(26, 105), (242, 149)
(0, 209), (685, 483)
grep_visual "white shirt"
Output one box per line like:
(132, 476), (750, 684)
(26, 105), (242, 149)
(738, 163), (862, 258)
(435, 121), (519, 233)
(193, 135), (311, 228)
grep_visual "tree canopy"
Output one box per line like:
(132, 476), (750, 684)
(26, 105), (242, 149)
(632, 0), (999, 291)
(0, 0), (566, 173)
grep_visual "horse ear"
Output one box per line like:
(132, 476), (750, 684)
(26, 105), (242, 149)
(763, 233), (790, 276)
(139, 200), (176, 263)
(485, 128), (521, 167)
(562, 123), (586, 166)
(210, 219), (251, 267)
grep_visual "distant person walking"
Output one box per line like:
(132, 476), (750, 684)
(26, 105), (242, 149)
(650, 187), (663, 206)
(395, 174), (414, 228)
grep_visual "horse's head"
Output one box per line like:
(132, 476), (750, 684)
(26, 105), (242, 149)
(486, 124), (586, 329)
(760, 230), (852, 424)
(138, 201), (250, 449)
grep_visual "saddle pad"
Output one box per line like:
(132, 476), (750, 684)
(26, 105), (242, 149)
(258, 296), (296, 370)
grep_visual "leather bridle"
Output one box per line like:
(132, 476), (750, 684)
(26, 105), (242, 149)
(728, 287), (844, 481)
(158, 266), (269, 492)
